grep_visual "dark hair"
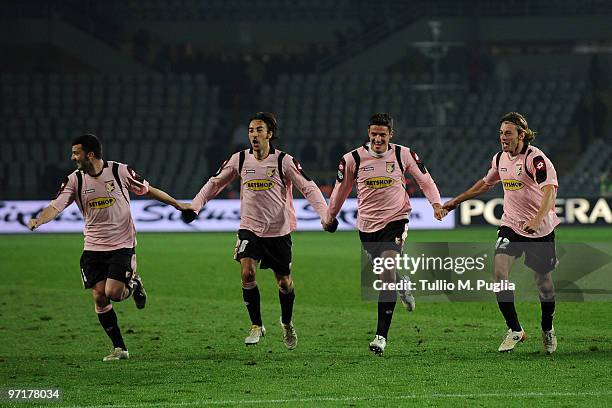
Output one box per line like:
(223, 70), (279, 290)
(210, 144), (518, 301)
(249, 112), (278, 140)
(368, 113), (393, 130)
(72, 134), (102, 159)
(499, 112), (536, 143)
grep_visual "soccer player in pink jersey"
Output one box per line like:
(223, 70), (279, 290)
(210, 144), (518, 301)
(28, 134), (185, 361)
(443, 112), (559, 354)
(183, 112), (328, 349)
(323, 113), (447, 355)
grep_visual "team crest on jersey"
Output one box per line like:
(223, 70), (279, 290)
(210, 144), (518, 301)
(105, 180), (115, 193)
(266, 167), (276, 177)
(515, 163), (522, 176)
(386, 162), (395, 173)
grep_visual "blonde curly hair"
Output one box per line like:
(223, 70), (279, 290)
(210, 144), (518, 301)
(500, 112), (536, 143)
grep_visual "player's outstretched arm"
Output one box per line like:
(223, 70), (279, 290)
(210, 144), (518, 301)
(324, 156), (355, 231)
(179, 155), (239, 224)
(190, 154), (239, 214)
(403, 148), (446, 220)
(146, 186), (185, 210)
(443, 179), (493, 211)
(282, 156), (332, 231)
(324, 182), (351, 232)
(28, 206), (60, 231)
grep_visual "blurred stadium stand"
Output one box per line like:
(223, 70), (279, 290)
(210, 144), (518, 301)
(259, 71), (589, 196)
(1, 0), (610, 200)
(0, 73), (219, 198)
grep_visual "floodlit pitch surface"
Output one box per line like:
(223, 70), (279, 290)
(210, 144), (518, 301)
(1, 227), (610, 407)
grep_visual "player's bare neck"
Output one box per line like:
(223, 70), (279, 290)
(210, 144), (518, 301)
(508, 141), (524, 159)
(87, 159), (105, 177)
(367, 143), (388, 158)
(254, 145), (270, 161)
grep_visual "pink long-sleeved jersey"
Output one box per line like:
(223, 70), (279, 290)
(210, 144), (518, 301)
(327, 143), (442, 233)
(50, 161), (150, 250)
(192, 147), (327, 237)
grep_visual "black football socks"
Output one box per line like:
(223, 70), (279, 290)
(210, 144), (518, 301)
(540, 296), (555, 332)
(242, 283), (263, 326)
(376, 290), (397, 339)
(496, 290), (522, 332)
(97, 306), (127, 350)
(279, 284), (295, 325)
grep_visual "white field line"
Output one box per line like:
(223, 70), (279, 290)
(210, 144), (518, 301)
(61, 391), (612, 408)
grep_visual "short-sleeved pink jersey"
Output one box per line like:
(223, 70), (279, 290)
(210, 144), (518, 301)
(50, 161), (150, 250)
(191, 147), (327, 237)
(482, 144), (559, 237)
(327, 143), (442, 233)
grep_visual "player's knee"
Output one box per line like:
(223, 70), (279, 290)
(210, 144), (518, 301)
(105, 287), (124, 302)
(380, 250), (398, 262)
(493, 268), (510, 282)
(92, 290), (108, 306)
(241, 267), (256, 283)
(93, 291), (110, 311)
(242, 280), (257, 290)
(539, 290), (555, 301)
(539, 285), (555, 300)
(94, 303), (112, 314)
(494, 254), (514, 282)
(278, 276), (293, 293)
(380, 268), (395, 283)
(536, 274), (555, 298)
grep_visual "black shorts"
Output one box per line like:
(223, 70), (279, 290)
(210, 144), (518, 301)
(79, 248), (136, 289)
(234, 229), (292, 276)
(495, 226), (557, 273)
(359, 219), (409, 260)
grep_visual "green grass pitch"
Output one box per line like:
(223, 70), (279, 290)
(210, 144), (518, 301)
(0, 227), (610, 407)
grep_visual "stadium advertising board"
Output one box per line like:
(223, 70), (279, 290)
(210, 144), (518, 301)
(458, 197), (612, 226)
(0, 198), (455, 233)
